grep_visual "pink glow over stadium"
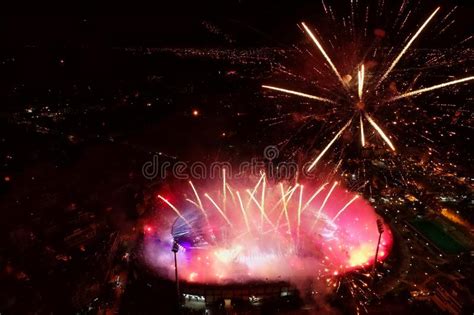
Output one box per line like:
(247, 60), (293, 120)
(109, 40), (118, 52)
(142, 174), (392, 284)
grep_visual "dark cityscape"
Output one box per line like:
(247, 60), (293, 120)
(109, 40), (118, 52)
(0, 2), (473, 314)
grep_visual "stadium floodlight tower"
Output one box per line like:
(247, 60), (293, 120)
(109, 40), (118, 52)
(372, 218), (385, 286)
(171, 241), (181, 305)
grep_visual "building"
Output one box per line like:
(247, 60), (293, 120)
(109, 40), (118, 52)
(181, 281), (300, 312)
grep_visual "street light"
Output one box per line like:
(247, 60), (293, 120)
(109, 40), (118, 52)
(372, 218), (384, 285)
(171, 241), (180, 308)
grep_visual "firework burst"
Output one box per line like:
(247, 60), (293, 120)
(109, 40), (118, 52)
(262, 4), (473, 171)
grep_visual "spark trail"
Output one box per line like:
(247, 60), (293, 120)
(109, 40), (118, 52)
(302, 22), (347, 88)
(315, 181), (338, 222)
(262, 85), (337, 104)
(377, 7), (440, 88)
(157, 195), (192, 227)
(364, 113), (396, 151)
(360, 114), (365, 147)
(358, 64), (365, 100)
(389, 76), (474, 101)
(332, 195), (360, 222)
(205, 193), (233, 227)
(307, 119), (352, 172)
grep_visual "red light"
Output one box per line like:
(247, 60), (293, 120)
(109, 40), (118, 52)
(144, 225), (153, 233)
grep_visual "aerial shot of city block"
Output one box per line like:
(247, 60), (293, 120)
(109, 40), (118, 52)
(0, 1), (473, 314)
